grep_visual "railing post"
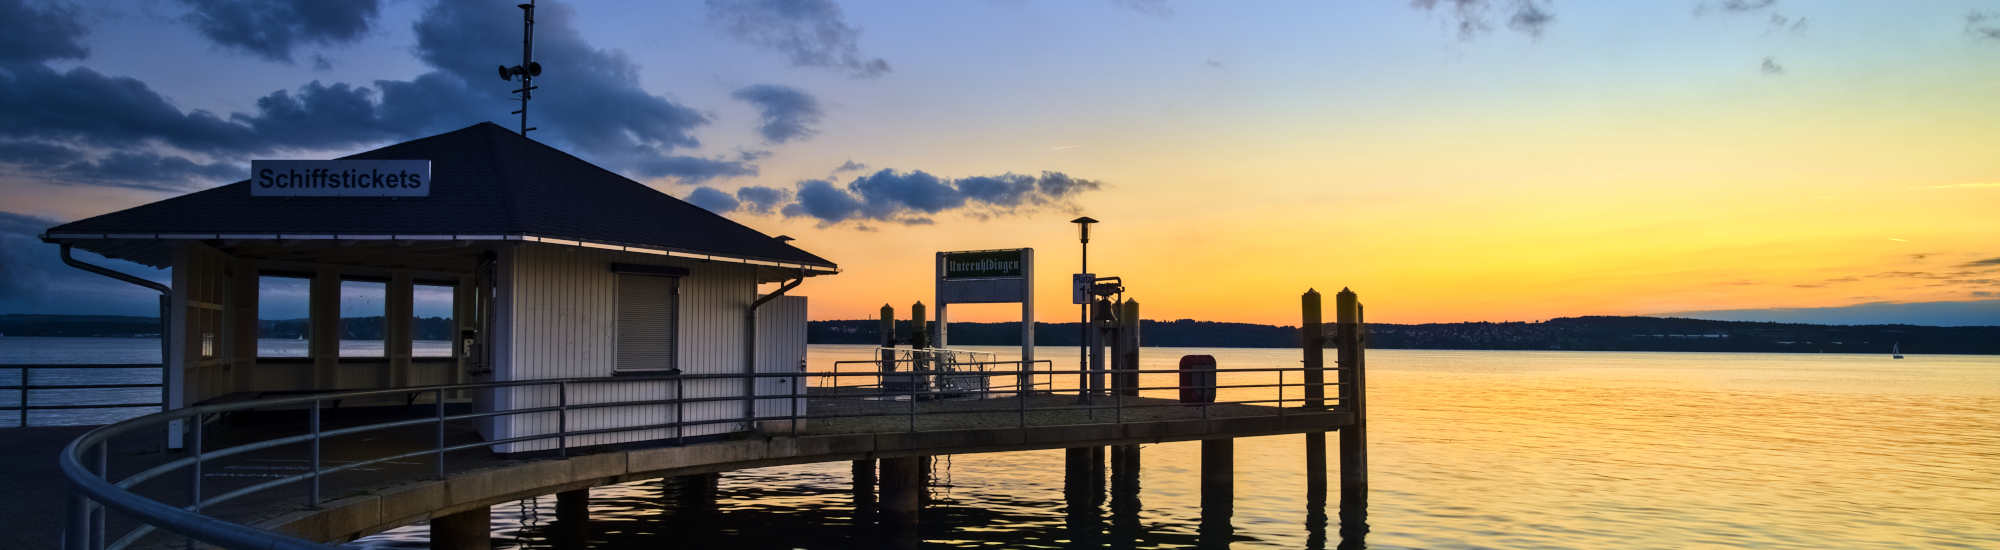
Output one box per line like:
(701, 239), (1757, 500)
(435, 390), (446, 480)
(189, 415), (203, 513)
(1018, 363), (1027, 429)
(675, 376), (685, 446)
(65, 490), (89, 550)
(557, 382), (568, 457)
(91, 442), (106, 550)
(309, 399), (321, 507)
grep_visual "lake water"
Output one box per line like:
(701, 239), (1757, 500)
(8, 339), (1998, 548)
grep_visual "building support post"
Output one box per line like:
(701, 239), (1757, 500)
(387, 272), (413, 387)
(310, 269), (340, 390)
(1335, 288), (1369, 542)
(879, 456), (921, 529)
(555, 488), (589, 549)
(1200, 438), (1234, 545)
(430, 506), (490, 550)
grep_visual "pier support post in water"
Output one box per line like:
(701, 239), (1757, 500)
(1065, 446), (1106, 503)
(555, 488), (589, 549)
(853, 459), (876, 502)
(1110, 444), (1142, 539)
(1303, 289), (1325, 409)
(880, 456), (922, 528)
(1200, 438), (1235, 546)
(430, 505), (490, 550)
(1335, 288), (1370, 541)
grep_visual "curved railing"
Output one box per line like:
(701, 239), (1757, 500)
(59, 361), (1339, 550)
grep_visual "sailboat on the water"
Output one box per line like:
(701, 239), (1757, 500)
(1892, 342), (1904, 359)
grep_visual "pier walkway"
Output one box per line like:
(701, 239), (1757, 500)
(56, 368), (1356, 550)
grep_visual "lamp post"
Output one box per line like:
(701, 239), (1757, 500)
(1072, 216), (1097, 399)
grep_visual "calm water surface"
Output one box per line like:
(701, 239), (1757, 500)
(8, 339), (1997, 548)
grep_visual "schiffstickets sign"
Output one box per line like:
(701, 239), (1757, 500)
(251, 160), (431, 197)
(941, 249), (1027, 280)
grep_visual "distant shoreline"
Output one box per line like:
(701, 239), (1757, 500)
(9, 314), (1994, 355)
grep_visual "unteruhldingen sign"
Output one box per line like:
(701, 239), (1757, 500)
(250, 160), (431, 197)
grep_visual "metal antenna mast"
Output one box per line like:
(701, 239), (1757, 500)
(497, 1), (542, 135)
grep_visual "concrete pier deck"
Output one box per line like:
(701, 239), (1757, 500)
(17, 390), (1349, 549)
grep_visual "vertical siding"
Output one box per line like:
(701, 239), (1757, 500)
(489, 244), (755, 452)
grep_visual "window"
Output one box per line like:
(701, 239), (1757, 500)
(412, 282), (456, 358)
(257, 275), (311, 358)
(615, 272), (679, 373)
(339, 279), (386, 358)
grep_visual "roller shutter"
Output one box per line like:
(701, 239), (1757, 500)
(615, 273), (678, 372)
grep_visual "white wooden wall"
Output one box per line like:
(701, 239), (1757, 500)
(484, 244), (758, 452)
(754, 296), (808, 426)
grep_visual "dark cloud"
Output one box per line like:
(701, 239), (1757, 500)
(630, 154), (759, 184)
(1971, 11), (2000, 40)
(832, 160), (867, 174)
(0, 1), (737, 192)
(0, 141), (238, 191)
(175, 0), (382, 64)
(0, 210), (167, 315)
(1717, 0), (1778, 12)
(782, 179), (866, 223)
(685, 186), (740, 213)
(1760, 57), (1784, 75)
(0, 64), (261, 154)
(776, 169), (1103, 226)
(412, 1), (710, 158)
(1410, 0), (1556, 39)
(705, 0), (890, 78)
(1767, 13), (1808, 33)
(1962, 257), (2000, 268)
(735, 185), (789, 214)
(731, 84), (823, 144)
(0, 0), (89, 65)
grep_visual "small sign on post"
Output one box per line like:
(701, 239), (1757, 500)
(1072, 273), (1095, 305)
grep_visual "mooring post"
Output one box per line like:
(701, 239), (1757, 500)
(1335, 288), (1369, 541)
(879, 304), (895, 389)
(879, 456), (922, 529)
(555, 488), (589, 549)
(429, 505), (490, 550)
(1303, 288), (1330, 512)
(1116, 299), (1141, 396)
(1200, 438), (1235, 546)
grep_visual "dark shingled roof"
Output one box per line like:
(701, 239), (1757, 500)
(44, 122), (834, 270)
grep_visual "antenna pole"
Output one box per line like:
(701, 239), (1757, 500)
(513, 1), (537, 136)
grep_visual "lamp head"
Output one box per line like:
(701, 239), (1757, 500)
(1070, 216), (1098, 244)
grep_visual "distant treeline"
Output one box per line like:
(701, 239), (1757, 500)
(812, 316), (2000, 355)
(8, 314), (1998, 354)
(0, 315), (455, 340)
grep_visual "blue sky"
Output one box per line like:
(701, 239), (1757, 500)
(3, 0), (1998, 325)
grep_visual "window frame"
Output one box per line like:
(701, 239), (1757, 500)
(612, 265), (685, 375)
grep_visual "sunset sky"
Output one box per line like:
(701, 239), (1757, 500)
(2, 0), (1997, 325)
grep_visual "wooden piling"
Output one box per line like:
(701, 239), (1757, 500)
(878, 304), (895, 376)
(1302, 289), (1324, 409)
(1335, 288), (1369, 538)
(429, 505), (490, 550)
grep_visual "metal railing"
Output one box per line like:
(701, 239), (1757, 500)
(60, 362), (1348, 550)
(3, 364), (162, 428)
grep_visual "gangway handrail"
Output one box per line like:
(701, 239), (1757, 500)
(60, 363), (1346, 550)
